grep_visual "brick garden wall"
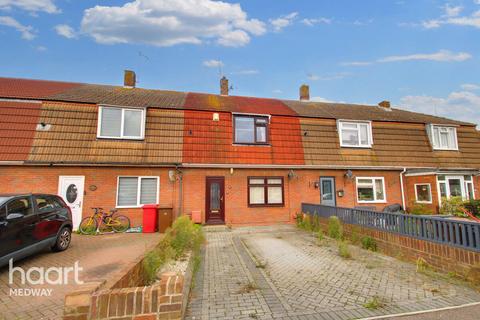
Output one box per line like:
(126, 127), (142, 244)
(318, 217), (480, 275)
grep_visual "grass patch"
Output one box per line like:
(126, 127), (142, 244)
(363, 296), (384, 310)
(338, 241), (352, 259)
(143, 216), (205, 284)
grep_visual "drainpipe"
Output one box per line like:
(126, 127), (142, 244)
(177, 168), (183, 218)
(399, 168), (407, 211)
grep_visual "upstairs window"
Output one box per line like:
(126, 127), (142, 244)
(428, 125), (458, 150)
(234, 115), (269, 145)
(338, 121), (373, 148)
(98, 106), (145, 139)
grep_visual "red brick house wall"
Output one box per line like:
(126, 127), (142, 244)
(404, 175), (439, 213)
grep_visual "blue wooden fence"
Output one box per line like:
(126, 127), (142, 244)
(301, 203), (480, 252)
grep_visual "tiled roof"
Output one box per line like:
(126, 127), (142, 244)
(0, 77), (474, 126)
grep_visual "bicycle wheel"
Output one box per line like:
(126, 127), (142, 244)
(111, 215), (131, 233)
(79, 216), (98, 235)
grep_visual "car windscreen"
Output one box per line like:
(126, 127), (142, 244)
(0, 197), (11, 206)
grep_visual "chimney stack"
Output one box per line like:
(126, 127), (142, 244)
(378, 100), (391, 109)
(220, 76), (229, 95)
(300, 84), (310, 101)
(124, 70), (136, 88)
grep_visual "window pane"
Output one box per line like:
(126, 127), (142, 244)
(256, 118), (267, 124)
(7, 197), (32, 216)
(440, 132), (449, 148)
(0, 205), (5, 220)
(140, 178), (157, 204)
(118, 177), (138, 206)
(267, 178), (282, 185)
(358, 187), (374, 201)
(322, 181), (333, 200)
(235, 117), (255, 143)
(249, 186), (265, 204)
(341, 129), (359, 146)
(357, 178), (373, 185)
(448, 179), (462, 197)
(433, 127), (440, 147)
(439, 182), (447, 198)
(447, 128), (456, 148)
(124, 109), (142, 137)
(438, 175), (446, 181)
(464, 175), (472, 181)
(210, 182), (220, 211)
(249, 178), (265, 185)
(256, 126), (267, 143)
(36, 197), (56, 212)
(100, 107), (122, 137)
(267, 186), (283, 204)
(467, 183), (474, 200)
(416, 184), (431, 202)
(360, 124), (369, 145)
(375, 179), (385, 200)
(342, 123), (358, 129)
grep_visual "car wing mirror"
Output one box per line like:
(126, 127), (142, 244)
(6, 212), (25, 221)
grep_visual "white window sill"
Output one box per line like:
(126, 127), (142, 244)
(116, 205), (158, 209)
(357, 201), (386, 204)
(98, 136), (145, 141)
(340, 144), (372, 149)
(415, 201), (432, 204)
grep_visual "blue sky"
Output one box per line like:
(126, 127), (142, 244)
(0, 0), (479, 126)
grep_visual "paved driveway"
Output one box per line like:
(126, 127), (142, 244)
(186, 226), (480, 320)
(0, 232), (161, 320)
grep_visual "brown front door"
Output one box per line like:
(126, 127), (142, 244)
(205, 177), (225, 225)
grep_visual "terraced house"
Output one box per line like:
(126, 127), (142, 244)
(0, 72), (479, 229)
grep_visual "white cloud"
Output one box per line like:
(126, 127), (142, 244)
(269, 12), (298, 32)
(0, 0), (58, 13)
(422, 5), (480, 29)
(461, 83), (480, 91)
(378, 50), (471, 62)
(399, 91), (480, 127)
(311, 96), (333, 103)
(203, 59), (224, 68)
(353, 18), (374, 26)
(301, 17), (331, 26)
(55, 24), (76, 39)
(81, 0), (266, 47)
(0, 16), (35, 39)
(342, 50), (472, 66)
(443, 4), (463, 17)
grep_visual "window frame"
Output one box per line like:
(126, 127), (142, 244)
(116, 176), (160, 208)
(428, 125), (458, 151)
(233, 114), (270, 145)
(355, 177), (387, 203)
(247, 176), (284, 207)
(414, 183), (432, 204)
(337, 120), (373, 148)
(97, 105), (146, 140)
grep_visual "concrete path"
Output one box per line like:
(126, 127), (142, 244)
(186, 225), (480, 320)
(0, 232), (162, 320)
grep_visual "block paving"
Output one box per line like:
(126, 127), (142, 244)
(186, 225), (480, 320)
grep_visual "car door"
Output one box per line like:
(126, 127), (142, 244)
(0, 202), (16, 257)
(33, 195), (63, 241)
(2, 196), (38, 255)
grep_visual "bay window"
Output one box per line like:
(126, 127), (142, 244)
(356, 177), (386, 203)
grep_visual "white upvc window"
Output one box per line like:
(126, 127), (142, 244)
(97, 106), (145, 139)
(356, 177), (386, 203)
(338, 120), (373, 148)
(427, 125), (458, 150)
(116, 176), (159, 208)
(414, 183), (432, 204)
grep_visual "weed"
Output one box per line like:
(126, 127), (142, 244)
(416, 257), (430, 273)
(350, 226), (361, 245)
(361, 236), (377, 252)
(237, 282), (258, 294)
(328, 216), (343, 240)
(363, 296), (384, 310)
(317, 230), (324, 242)
(249, 313), (258, 319)
(338, 241), (352, 259)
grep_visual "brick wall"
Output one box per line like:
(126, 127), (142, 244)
(404, 175), (439, 213)
(0, 165), (404, 226)
(317, 217), (480, 275)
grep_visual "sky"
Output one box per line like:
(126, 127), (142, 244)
(0, 0), (479, 127)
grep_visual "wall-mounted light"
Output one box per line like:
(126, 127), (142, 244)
(230, 168), (234, 175)
(337, 189), (345, 197)
(344, 170), (354, 180)
(213, 113), (220, 121)
(314, 181), (319, 189)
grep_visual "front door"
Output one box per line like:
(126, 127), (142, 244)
(205, 177), (225, 225)
(320, 177), (336, 206)
(58, 176), (85, 230)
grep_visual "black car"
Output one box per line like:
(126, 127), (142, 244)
(0, 194), (73, 267)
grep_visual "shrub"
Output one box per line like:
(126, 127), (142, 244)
(295, 212), (303, 227)
(440, 197), (465, 217)
(361, 236), (377, 251)
(409, 203), (434, 215)
(143, 216), (204, 283)
(464, 200), (480, 217)
(338, 241), (351, 259)
(350, 226), (361, 245)
(328, 216), (343, 240)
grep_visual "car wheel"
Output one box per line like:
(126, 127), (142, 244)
(52, 227), (72, 252)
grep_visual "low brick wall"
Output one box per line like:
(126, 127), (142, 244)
(64, 272), (184, 320)
(318, 217), (480, 276)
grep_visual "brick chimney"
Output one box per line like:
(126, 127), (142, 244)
(124, 70), (136, 88)
(378, 100), (391, 109)
(220, 76), (229, 95)
(300, 84), (310, 101)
